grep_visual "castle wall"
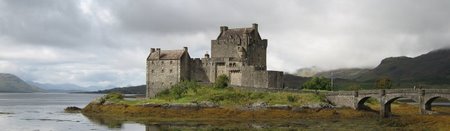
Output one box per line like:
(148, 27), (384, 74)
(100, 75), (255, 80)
(235, 66), (284, 89)
(267, 71), (284, 88)
(211, 40), (239, 58)
(180, 53), (190, 81)
(146, 59), (182, 97)
(230, 71), (242, 86)
(190, 58), (210, 83)
(247, 39), (267, 67)
(240, 66), (267, 88)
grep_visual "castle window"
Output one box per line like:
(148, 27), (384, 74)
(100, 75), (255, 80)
(170, 61), (173, 64)
(161, 61), (164, 65)
(151, 70), (154, 73)
(169, 69), (173, 73)
(151, 61), (154, 64)
(162, 82), (164, 86)
(162, 69), (164, 73)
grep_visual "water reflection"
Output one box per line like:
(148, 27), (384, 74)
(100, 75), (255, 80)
(82, 112), (389, 130)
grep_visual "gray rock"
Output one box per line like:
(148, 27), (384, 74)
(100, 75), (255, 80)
(64, 106), (82, 113)
(251, 101), (268, 108)
(268, 104), (291, 110)
(141, 103), (161, 107)
(166, 103), (199, 110)
(301, 103), (335, 109)
(198, 101), (219, 108)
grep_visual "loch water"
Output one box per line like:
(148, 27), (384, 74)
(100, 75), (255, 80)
(0, 93), (448, 131)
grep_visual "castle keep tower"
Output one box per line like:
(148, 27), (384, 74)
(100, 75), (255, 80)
(211, 23), (267, 68)
(146, 24), (284, 98)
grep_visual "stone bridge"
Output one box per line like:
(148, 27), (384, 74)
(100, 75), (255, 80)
(326, 89), (450, 118)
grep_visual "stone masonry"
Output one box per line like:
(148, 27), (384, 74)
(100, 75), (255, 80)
(146, 23), (284, 98)
(326, 89), (450, 117)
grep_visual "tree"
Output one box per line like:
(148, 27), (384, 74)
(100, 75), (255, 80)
(214, 75), (230, 89)
(348, 84), (362, 91)
(301, 77), (331, 91)
(376, 77), (392, 89)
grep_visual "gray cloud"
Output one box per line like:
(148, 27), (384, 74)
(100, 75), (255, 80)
(0, 0), (449, 88)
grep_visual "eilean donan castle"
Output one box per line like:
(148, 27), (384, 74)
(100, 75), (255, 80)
(146, 24), (284, 98)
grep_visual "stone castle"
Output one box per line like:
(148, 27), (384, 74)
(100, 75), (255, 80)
(146, 23), (284, 98)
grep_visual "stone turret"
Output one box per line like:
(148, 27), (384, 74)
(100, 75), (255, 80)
(220, 26), (228, 32)
(252, 23), (258, 31)
(156, 48), (161, 59)
(150, 48), (155, 53)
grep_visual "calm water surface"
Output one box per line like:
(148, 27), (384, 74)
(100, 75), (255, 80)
(0, 93), (144, 131)
(0, 93), (448, 131)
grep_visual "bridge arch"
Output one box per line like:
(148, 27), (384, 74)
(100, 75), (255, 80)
(356, 96), (377, 110)
(381, 96), (408, 117)
(424, 96), (450, 112)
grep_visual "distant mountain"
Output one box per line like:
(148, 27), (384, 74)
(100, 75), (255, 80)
(89, 85), (146, 94)
(294, 66), (323, 77)
(27, 81), (88, 92)
(0, 73), (44, 92)
(356, 48), (450, 84)
(283, 74), (310, 89)
(291, 48), (450, 89)
(315, 68), (370, 80)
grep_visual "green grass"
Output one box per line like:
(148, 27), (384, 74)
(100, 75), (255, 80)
(102, 83), (328, 107)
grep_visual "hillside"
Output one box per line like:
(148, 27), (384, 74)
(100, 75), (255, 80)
(294, 66), (323, 77)
(356, 48), (450, 84)
(90, 85), (146, 94)
(292, 48), (450, 89)
(314, 68), (370, 80)
(0, 73), (44, 92)
(27, 81), (88, 92)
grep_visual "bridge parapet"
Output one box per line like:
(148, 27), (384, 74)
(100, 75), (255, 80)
(422, 89), (450, 94)
(358, 90), (379, 95)
(326, 91), (354, 96)
(385, 89), (416, 93)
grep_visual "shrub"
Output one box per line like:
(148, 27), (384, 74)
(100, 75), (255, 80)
(156, 89), (170, 97)
(104, 92), (124, 100)
(214, 75), (230, 89)
(301, 77), (331, 91)
(287, 95), (297, 102)
(159, 80), (200, 99)
(376, 77), (392, 89)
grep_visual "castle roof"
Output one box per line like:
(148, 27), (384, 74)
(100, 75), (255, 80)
(148, 50), (186, 60)
(218, 27), (255, 40)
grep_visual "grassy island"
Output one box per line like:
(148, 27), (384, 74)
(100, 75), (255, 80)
(81, 81), (450, 130)
(92, 81), (328, 107)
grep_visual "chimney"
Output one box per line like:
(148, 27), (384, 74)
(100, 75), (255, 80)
(220, 26), (228, 32)
(252, 23), (258, 31)
(150, 48), (155, 53)
(183, 47), (188, 52)
(156, 48), (161, 59)
(204, 51), (210, 58)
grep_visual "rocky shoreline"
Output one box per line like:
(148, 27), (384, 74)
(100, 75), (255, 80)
(81, 99), (368, 121)
(78, 99), (450, 130)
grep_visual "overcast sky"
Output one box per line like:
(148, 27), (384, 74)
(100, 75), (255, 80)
(1, 0), (449, 88)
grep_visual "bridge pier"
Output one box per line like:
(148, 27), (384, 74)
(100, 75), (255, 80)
(378, 89), (391, 118)
(418, 90), (428, 114)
